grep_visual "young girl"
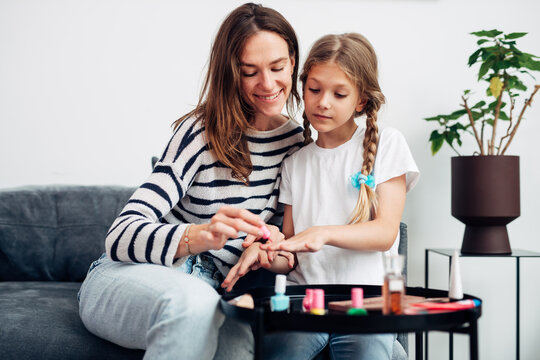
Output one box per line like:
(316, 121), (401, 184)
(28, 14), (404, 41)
(223, 33), (419, 359)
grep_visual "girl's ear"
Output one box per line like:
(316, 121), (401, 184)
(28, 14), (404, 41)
(356, 98), (368, 113)
(290, 56), (295, 75)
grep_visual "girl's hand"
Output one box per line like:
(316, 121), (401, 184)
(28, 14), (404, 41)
(267, 226), (329, 253)
(242, 224), (285, 261)
(221, 243), (271, 292)
(189, 206), (265, 254)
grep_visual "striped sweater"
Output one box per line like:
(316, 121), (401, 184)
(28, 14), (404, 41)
(105, 115), (304, 273)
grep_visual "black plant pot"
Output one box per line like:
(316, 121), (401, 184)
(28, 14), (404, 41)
(451, 156), (520, 254)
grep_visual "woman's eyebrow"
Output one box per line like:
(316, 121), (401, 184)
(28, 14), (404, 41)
(240, 57), (288, 67)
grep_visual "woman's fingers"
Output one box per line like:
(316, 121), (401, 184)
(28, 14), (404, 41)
(213, 206), (265, 237)
(208, 221), (238, 239)
(218, 206), (265, 225)
(259, 226), (284, 250)
(222, 264), (240, 289)
(221, 244), (261, 292)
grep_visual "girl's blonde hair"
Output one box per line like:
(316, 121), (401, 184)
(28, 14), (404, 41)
(300, 33), (385, 224)
(173, 3), (300, 184)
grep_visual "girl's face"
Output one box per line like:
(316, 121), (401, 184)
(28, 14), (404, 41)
(239, 31), (295, 123)
(303, 62), (365, 145)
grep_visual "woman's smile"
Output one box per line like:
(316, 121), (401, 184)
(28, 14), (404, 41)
(255, 89), (283, 102)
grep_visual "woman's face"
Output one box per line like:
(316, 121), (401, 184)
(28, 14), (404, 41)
(239, 31), (295, 122)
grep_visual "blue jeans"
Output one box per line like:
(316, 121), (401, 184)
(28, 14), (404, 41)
(78, 253), (253, 360)
(263, 331), (395, 360)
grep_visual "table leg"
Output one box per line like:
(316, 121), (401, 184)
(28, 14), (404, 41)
(254, 307), (264, 360)
(470, 318), (479, 360)
(449, 257), (453, 360)
(516, 257), (520, 360)
(424, 250), (429, 360)
(449, 332), (453, 360)
(416, 331), (424, 360)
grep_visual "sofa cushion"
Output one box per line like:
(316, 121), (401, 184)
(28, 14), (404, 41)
(0, 185), (134, 281)
(0, 281), (144, 359)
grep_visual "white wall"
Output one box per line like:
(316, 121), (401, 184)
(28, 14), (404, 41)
(1, 0), (539, 358)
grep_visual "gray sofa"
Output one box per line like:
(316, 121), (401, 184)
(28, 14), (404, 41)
(0, 185), (408, 359)
(0, 185), (144, 359)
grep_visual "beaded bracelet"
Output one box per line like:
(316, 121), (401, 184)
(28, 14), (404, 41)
(183, 224), (194, 255)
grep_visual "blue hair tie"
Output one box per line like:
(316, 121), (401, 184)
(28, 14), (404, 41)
(350, 172), (375, 189)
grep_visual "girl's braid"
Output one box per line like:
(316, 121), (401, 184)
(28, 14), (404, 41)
(302, 111), (314, 145)
(361, 102), (380, 176)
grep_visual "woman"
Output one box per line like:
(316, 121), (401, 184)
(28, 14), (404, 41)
(78, 3), (303, 359)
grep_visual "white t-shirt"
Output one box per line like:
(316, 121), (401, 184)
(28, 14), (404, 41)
(279, 126), (420, 285)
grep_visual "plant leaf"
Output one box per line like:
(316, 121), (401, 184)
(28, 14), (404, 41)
(431, 136), (444, 155)
(488, 100), (506, 110)
(507, 76), (528, 91)
(523, 58), (540, 71)
(448, 109), (467, 119)
(478, 58), (494, 80)
(471, 30), (503, 38)
(489, 77), (504, 98)
(504, 32), (527, 40)
(471, 100), (486, 109)
(471, 111), (483, 120)
(429, 130), (442, 141)
(468, 49), (483, 66)
(425, 115), (446, 121)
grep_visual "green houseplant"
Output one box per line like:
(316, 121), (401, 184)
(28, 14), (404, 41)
(425, 30), (540, 254)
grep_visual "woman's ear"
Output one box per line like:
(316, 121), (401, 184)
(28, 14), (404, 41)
(356, 98), (368, 113)
(290, 56), (295, 75)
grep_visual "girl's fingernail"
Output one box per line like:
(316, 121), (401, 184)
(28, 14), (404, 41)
(260, 225), (271, 239)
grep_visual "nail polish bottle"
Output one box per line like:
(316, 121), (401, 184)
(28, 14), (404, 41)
(260, 225), (271, 240)
(270, 275), (289, 312)
(449, 249), (463, 300)
(382, 254), (405, 315)
(302, 289), (314, 312)
(310, 289), (325, 315)
(347, 287), (368, 315)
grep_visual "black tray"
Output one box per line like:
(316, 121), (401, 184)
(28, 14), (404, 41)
(221, 284), (482, 334)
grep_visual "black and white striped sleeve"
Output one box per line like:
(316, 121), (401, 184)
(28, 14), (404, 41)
(105, 118), (205, 267)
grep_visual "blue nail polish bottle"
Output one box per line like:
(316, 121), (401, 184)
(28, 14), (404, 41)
(270, 275), (289, 312)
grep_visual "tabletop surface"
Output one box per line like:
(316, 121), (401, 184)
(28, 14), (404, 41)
(221, 284), (482, 334)
(427, 248), (540, 257)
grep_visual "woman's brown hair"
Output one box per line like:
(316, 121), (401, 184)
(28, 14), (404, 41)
(173, 3), (300, 184)
(300, 33), (385, 223)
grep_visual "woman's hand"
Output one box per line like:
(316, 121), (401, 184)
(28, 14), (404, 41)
(188, 206), (266, 255)
(266, 226), (329, 253)
(243, 224), (284, 260)
(221, 243), (272, 292)
(242, 224), (284, 247)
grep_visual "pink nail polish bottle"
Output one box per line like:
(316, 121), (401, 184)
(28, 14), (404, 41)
(260, 225), (271, 240)
(310, 289), (325, 315)
(302, 289), (314, 312)
(347, 287), (367, 315)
